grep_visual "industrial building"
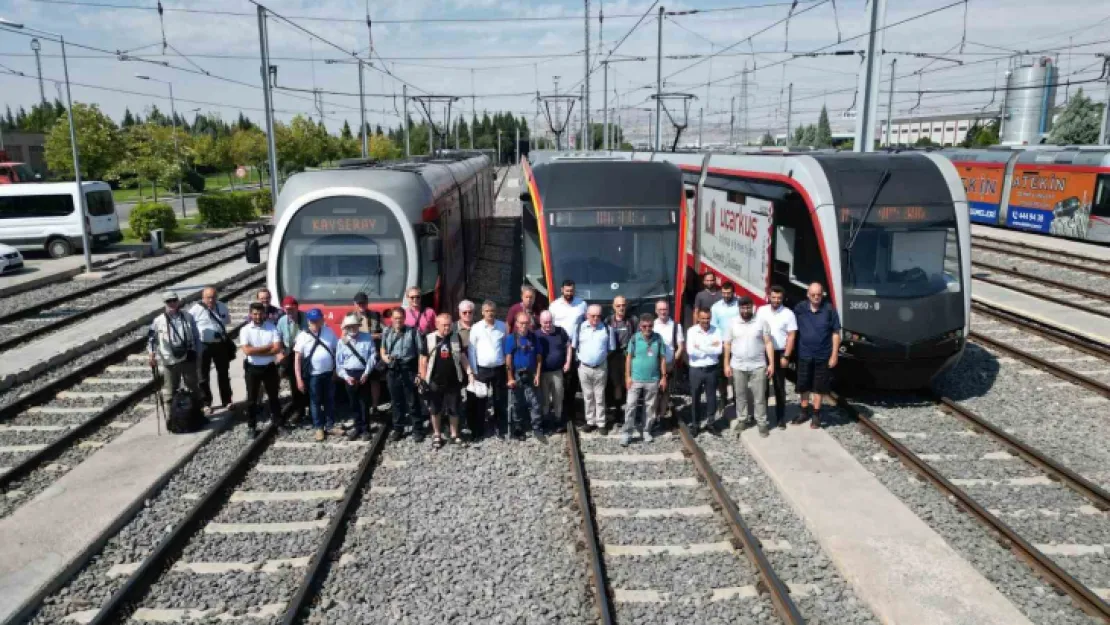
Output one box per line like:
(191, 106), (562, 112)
(0, 131), (47, 172)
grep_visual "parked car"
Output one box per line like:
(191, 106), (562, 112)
(0, 242), (24, 274)
(0, 162), (42, 184)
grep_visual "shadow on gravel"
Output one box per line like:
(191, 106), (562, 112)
(826, 391), (934, 428)
(931, 343), (1001, 402)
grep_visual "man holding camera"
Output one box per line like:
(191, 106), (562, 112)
(189, 286), (233, 414)
(504, 311), (546, 442)
(420, 312), (474, 448)
(380, 307), (424, 442)
(148, 290), (201, 398)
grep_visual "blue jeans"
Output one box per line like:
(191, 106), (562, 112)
(387, 361), (418, 431)
(308, 372), (336, 429)
(509, 375), (543, 432)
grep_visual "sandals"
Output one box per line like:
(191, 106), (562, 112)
(432, 435), (444, 449)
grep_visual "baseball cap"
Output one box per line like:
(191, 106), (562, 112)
(738, 296), (753, 306)
(305, 308), (324, 322)
(353, 292), (368, 305)
(281, 295), (299, 307)
(162, 290), (179, 302)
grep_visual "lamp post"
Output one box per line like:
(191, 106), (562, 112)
(0, 18), (93, 272)
(189, 107), (201, 136)
(136, 74), (186, 218)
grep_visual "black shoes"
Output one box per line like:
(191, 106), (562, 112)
(582, 424), (597, 433)
(388, 429), (404, 442)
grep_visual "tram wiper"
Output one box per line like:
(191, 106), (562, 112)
(844, 169), (891, 252)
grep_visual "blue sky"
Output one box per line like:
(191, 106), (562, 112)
(1, 0), (1107, 144)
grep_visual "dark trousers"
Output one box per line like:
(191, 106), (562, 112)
(562, 365), (581, 423)
(386, 361), (419, 431)
(770, 350), (788, 422)
(244, 362), (282, 427)
(477, 365), (508, 434)
(688, 365), (719, 426)
(605, 351), (627, 419)
(280, 356), (307, 419)
(344, 379), (372, 432)
(199, 341), (233, 408)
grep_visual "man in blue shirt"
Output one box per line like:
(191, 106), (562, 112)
(536, 311), (573, 433)
(503, 312), (547, 441)
(710, 281), (740, 415)
(574, 304), (617, 432)
(792, 282), (841, 428)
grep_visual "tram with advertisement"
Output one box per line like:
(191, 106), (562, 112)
(629, 150), (972, 390)
(940, 147), (1110, 243)
(519, 151), (687, 321)
(252, 153), (496, 330)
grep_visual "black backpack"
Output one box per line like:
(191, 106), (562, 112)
(166, 388), (205, 434)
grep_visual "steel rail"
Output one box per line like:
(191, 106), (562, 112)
(970, 233), (1110, 267)
(0, 237), (269, 353)
(971, 273), (1110, 321)
(0, 231), (252, 325)
(969, 330), (1110, 400)
(0, 278), (264, 491)
(565, 422), (616, 625)
(934, 396), (1110, 511)
(676, 423), (807, 625)
(970, 258), (1110, 304)
(971, 238), (1110, 279)
(83, 410), (288, 625)
(839, 396), (1110, 621)
(279, 426), (388, 624)
(971, 302), (1110, 359)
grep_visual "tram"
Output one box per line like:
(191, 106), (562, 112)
(632, 150), (972, 390)
(520, 151), (687, 320)
(940, 147), (1110, 243)
(251, 153), (495, 330)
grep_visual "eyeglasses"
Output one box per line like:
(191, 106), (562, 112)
(588, 314), (601, 318)
(460, 310), (474, 314)
(408, 295), (420, 299)
(614, 304), (626, 308)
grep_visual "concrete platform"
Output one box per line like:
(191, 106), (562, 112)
(971, 224), (1110, 262)
(972, 278), (1110, 345)
(0, 353), (254, 624)
(741, 425), (1033, 625)
(0, 254), (265, 392)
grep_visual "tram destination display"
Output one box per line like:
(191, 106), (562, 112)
(837, 204), (949, 225)
(301, 216), (388, 235)
(551, 209), (674, 228)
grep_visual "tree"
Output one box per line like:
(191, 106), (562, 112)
(115, 123), (182, 201)
(369, 134), (400, 160)
(45, 102), (124, 181)
(961, 119), (1000, 148)
(122, 108), (137, 128)
(193, 133), (236, 188)
(792, 125), (806, 145)
(760, 132), (775, 146)
(814, 106), (833, 148)
(914, 136), (936, 147)
(229, 127), (268, 187)
(801, 124), (817, 146)
(340, 120), (354, 141)
(1048, 88), (1101, 145)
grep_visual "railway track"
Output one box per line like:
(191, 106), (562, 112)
(566, 421), (806, 624)
(67, 415), (387, 624)
(0, 229), (268, 353)
(970, 236), (1110, 279)
(0, 277), (263, 519)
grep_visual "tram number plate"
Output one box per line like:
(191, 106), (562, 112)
(849, 300), (881, 311)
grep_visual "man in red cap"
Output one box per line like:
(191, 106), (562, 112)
(276, 295), (307, 424)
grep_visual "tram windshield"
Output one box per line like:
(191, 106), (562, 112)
(547, 209), (678, 302)
(279, 196), (408, 304)
(840, 203), (962, 299)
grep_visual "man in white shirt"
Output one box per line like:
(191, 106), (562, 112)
(467, 299), (509, 437)
(238, 302), (283, 437)
(685, 308), (723, 435)
(724, 297), (775, 437)
(652, 299), (684, 425)
(756, 285), (797, 429)
(294, 308), (340, 442)
(189, 286), (233, 414)
(573, 304), (616, 431)
(548, 279), (587, 423)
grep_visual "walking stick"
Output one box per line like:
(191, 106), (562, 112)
(151, 362), (165, 436)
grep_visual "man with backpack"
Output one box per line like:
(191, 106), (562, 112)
(604, 295), (637, 424)
(189, 286), (233, 415)
(535, 310), (572, 433)
(276, 296), (308, 424)
(621, 313), (667, 447)
(148, 290), (201, 403)
(504, 311), (547, 442)
(294, 308), (340, 442)
(337, 312), (377, 441)
(573, 304), (616, 433)
(380, 307), (425, 442)
(420, 312), (474, 448)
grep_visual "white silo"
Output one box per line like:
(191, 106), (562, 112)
(1000, 56), (1057, 145)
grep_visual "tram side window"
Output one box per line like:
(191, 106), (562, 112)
(522, 205), (547, 296)
(1094, 175), (1110, 218)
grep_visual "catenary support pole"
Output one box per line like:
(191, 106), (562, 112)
(885, 58), (897, 147)
(730, 96), (736, 145)
(785, 83), (793, 149)
(584, 0), (590, 149)
(603, 61), (609, 150)
(257, 5), (280, 202)
(697, 107), (703, 149)
(31, 38), (46, 106)
(403, 84), (410, 157)
(854, 0), (888, 152)
(358, 61), (368, 158)
(167, 82), (185, 218)
(1099, 60), (1110, 144)
(60, 34), (93, 273)
(515, 127), (520, 163)
(654, 6), (664, 151)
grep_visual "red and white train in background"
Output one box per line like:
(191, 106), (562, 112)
(254, 154), (497, 328)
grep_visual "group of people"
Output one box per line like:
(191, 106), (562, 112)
(148, 273), (840, 446)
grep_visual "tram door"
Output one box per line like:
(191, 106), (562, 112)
(769, 193), (830, 310)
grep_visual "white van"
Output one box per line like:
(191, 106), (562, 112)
(0, 181), (123, 257)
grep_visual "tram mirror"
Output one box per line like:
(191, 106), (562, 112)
(519, 191), (531, 202)
(244, 238), (261, 264)
(422, 235), (442, 262)
(685, 188), (695, 199)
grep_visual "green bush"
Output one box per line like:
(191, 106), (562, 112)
(250, 188), (273, 214)
(197, 191), (256, 228)
(181, 169), (206, 194)
(129, 202), (178, 241)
